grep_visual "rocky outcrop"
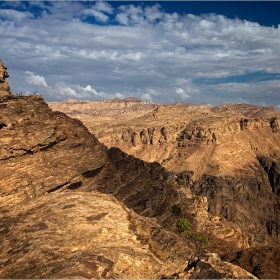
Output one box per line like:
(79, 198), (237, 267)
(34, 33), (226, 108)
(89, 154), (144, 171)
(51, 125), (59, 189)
(2, 61), (280, 279)
(222, 246), (280, 279)
(0, 60), (11, 96)
(0, 94), (107, 207)
(1, 92), (261, 278)
(187, 253), (257, 279)
(190, 173), (280, 246)
(49, 100), (280, 258)
(0, 192), (197, 279)
(258, 156), (280, 196)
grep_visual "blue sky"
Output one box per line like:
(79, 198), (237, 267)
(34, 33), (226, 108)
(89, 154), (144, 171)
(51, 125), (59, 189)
(1, 1), (280, 109)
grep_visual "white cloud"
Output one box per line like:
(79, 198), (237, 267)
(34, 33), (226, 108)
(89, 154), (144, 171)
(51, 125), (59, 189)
(25, 71), (48, 87)
(175, 88), (190, 100)
(0, 9), (33, 22)
(82, 85), (111, 98)
(141, 93), (152, 101)
(115, 13), (129, 25)
(115, 92), (124, 98)
(116, 4), (144, 25)
(2, 2), (280, 106)
(238, 97), (250, 104)
(94, 1), (113, 14)
(144, 4), (164, 22)
(81, 9), (109, 22)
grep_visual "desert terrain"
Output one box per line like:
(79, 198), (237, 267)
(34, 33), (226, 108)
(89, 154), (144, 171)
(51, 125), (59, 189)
(1, 60), (279, 278)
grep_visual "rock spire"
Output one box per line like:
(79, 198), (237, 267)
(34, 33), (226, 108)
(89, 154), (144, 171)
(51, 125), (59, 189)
(0, 60), (12, 96)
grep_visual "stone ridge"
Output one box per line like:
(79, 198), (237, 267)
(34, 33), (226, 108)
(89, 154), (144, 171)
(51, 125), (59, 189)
(0, 94), (108, 207)
(49, 100), (280, 248)
(1, 61), (279, 278)
(0, 60), (12, 96)
(0, 92), (259, 278)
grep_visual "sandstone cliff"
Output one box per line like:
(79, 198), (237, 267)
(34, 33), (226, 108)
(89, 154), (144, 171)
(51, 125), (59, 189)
(49, 97), (280, 271)
(1, 61), (278, 278)
(61, 102), (280, 247)
(0, 93), (258, 278)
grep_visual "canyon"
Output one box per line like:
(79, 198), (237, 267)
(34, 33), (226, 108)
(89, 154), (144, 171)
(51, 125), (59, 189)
(0, 60), (279, 278)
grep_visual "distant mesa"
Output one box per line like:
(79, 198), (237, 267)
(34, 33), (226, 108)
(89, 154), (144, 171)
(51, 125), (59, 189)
(0, 60), (12, 96)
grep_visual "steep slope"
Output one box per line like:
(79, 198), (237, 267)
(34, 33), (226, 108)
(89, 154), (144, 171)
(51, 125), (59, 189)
(0, 94), (107, 207)
(0, 61), (260, 278)
(49, 99), (280, 249)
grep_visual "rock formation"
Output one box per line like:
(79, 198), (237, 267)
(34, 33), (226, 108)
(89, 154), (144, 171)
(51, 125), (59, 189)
(1, 60), (279, 278)
(0, 94), (107, 207)
(0, 60), (11, 96)
(222, 246), (280, 279)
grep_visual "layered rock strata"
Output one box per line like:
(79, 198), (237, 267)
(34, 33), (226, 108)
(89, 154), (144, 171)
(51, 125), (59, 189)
(0, 93), (258, 278)
(0, 60), (11, 96)
(1, 62), (279, 278)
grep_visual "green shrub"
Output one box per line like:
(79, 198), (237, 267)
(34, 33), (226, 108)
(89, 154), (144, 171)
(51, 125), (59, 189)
(181, 230), (190, 237)
(177, 179), (186, 186)
(178, 218), (192, 232)
(248, 240), (253, 247)
(172, 204), (182, 216)
(162, 155), (173, 164)
(194, 232), (209, 244)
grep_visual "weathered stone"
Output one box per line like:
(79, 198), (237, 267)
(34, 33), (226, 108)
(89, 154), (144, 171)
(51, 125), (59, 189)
(222, 246), (280, 279)
(0, 192), (194, 279)
(0, 60), (12, 96)
(1, 63), (279, 278)
(0, 95), (108, 207)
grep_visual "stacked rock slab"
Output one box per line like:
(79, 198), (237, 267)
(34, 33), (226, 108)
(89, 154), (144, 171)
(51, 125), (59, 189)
(0, 60), (12, 96)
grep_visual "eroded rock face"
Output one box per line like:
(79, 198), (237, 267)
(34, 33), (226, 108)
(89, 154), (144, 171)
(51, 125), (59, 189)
(187, 253), (257, 279)
(2, 62), (280, 280)
(0, 60), (11, 96)
(53, 100), (280, 246)
(0, 192), (195, 279)
(222, 246), (280, 279)
(47, 99), (280, 277)
(0, 95), (108, 207)
(1, 92), (260, 278)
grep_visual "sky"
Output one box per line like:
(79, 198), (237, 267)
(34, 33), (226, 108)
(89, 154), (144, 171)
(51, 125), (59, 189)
(1, 1), (280, 109)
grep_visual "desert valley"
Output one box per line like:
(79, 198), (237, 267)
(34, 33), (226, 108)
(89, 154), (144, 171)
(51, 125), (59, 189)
(1, 60), (280, 278)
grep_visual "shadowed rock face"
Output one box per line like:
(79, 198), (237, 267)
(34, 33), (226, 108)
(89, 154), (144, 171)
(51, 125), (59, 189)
(222, 246), (280, 279)
(1, 62), (279, 278)
(50, 98), (280, 247)
(0, 93), (260, 279)
(0, 60), (11, 96)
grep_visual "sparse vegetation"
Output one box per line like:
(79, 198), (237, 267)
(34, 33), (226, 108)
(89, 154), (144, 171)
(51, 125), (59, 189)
(172, 204), (182, 216)
(161, 155), (173, 164)
(193, 232), (209, 244)
(248, 239), (254, 247)
(181, 230), (190, 237)
(178, 218), (192, 232)
(177, 179), (186, 186)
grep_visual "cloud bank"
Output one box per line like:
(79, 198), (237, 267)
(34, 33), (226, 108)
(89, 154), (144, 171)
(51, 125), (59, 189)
(1, 1), (280, 109)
